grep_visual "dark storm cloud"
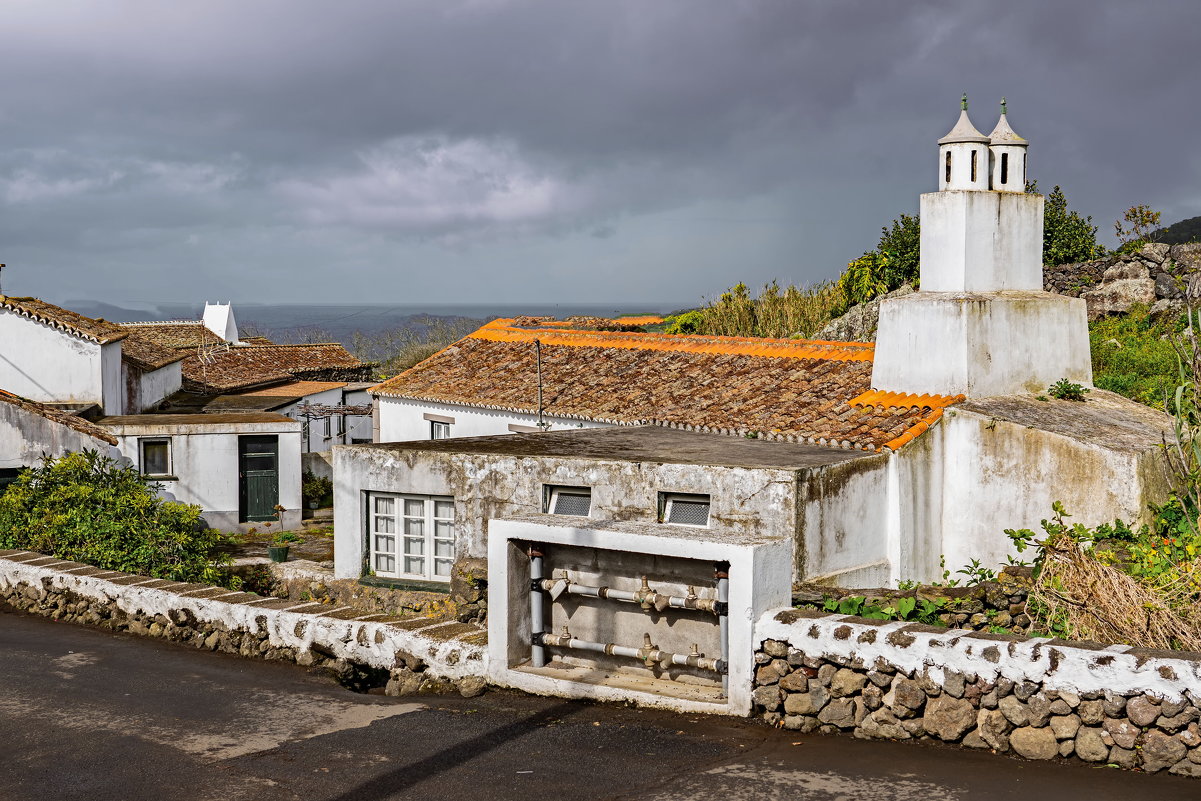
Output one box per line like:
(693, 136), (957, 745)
(0, 0), (1197, 306)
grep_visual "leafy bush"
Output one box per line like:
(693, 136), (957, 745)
(302, 470), (333, 507)
(833, 214), (921, 315)
(1047, 378), (1089, 401)
(666, 280), (845, 340)
(1089, 304), (1179, 409)
(1036, 182), (1104, 265)
(820, 594), (945, 624)
(0, 451), (233, 584)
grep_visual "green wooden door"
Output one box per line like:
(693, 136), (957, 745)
(239, 436), (279, 522)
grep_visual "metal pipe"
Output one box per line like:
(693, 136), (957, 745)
(716, 562), (730, 694)
(530, 546), (546, 667)
(541, 628), (726, 674)
(540, 578), (721, 614)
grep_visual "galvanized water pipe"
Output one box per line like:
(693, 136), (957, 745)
(716, 562), (730, 693)
(540, 577), (720, 614)
(540, 628), (726, 674)
(530, 546), (546, 667)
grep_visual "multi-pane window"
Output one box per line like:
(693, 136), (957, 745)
(430, 420), (451, 440)
(140, 438), (172, 477)
(544, 485), (592, 516)
(369, 493), (454, 581)
(659, 492), (711, 527)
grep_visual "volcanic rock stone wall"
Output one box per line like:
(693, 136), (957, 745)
(753, 608), (1201, 776)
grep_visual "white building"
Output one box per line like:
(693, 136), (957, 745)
(100, 412), (303, 531)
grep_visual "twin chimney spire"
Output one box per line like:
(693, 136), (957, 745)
(937, 95), (1028, 192)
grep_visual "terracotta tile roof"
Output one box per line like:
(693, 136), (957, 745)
(181, 344), (371, 394)
(119, 321), (225, 349)
(0, 389), (118, 445)
(118, 329), (189, 371)
(372, 319), (960, 452)
(235, 380), (347, 397)
(0, 296), (128, 344)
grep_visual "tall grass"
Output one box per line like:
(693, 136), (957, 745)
(668, 280), (845, 340)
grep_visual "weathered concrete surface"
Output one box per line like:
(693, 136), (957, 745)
(4, 610), (1199, 801)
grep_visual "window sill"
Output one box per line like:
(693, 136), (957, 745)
(143, 474), (178, 481)
(359, 575), (451, 593)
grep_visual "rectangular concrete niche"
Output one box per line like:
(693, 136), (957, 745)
(528, 541), (727, 705)
(487, 517), (791, 715)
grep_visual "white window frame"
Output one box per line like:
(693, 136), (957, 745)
(367, 492), (454, 582)
(544, 485), (592, 517)
(659, 492), (711, 528)
(430, 420), (451, 440)
(139, 437), (173, 477)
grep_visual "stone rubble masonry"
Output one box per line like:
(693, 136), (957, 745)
(754, 607), (1201, 777)
(0, 550), (488, 697)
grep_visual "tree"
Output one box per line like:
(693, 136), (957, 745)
(1114, 204), (1162, 252)
(1030, 181), (1104, 265)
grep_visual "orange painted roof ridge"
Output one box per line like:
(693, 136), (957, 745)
(850, 390), (965, 410)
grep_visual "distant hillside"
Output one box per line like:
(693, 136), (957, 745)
(1154, 215), (1201, 245)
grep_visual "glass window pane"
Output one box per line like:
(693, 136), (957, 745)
(374, 535), (395, 554)
(405, 556), (425, 575)
(404, 498), (424, 517)
(374, 496), (394, 515)
(375, 554), (395, 574)
(142, 441), (169, 475)
(434, 558), (452, 577)
(404, 518), (424, 537)
(434, 500), (454, 519)
(434, 520), (453, 540)
(434, 539), (453, 558)
(404, 537), (425, 556)
(374, 516), (395, 534)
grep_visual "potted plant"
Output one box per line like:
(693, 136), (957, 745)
(302, 471), (333, 510)
(267, 531), (302, 563)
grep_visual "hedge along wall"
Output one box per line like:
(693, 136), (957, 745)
(753, 608), (1201, 777)
(0, 550), (488, 695)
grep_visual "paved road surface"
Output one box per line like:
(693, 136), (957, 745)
(1, 610), (1196, 801)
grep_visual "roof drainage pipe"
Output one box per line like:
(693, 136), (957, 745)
(530, 546), (546, 668)
(539, 629), (726, 674)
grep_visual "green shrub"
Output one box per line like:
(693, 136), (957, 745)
(1047, 378), (1089, 401)
(1089, 304), (1180, 409)
(302, 470), (333, 507)
(0, 451), (233, 584)
(668, 280), (845, 340)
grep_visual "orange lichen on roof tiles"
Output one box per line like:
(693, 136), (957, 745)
(471, 318), (874, 362)
(849, 390), (965, 411)
(370, 318), (955, 451)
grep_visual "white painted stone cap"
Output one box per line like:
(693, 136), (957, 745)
(988, 98), (1027, 147)
(938, 101), (990, 145)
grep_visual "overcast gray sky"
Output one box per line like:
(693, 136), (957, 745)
(1, 0), (1198, 308)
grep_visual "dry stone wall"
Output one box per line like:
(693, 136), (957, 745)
(0, 550), (489, 698)
(1046, 242), (1201, 319)
(753, 608), (1201, 776)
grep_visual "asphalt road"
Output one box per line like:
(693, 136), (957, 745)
(1, 610), (1197, 801)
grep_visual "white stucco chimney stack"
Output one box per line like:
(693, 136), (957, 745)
(869, 97), (1092, 398)
(987, 98), (1028, 193)
(937, 94), (991, 192)
(202, 301), (240, 343)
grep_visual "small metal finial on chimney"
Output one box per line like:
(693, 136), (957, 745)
(0, 263), (6, 296)
(961, 92), (968, 111)
(1001, 96), (1007, 115)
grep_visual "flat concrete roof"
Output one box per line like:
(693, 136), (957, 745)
(353, 425), (877, 470)
(99, 412), (297, 427)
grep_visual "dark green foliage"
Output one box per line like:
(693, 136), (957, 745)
(1047, 378), (1089, 401)
(819, 594), (945, 624)
(1153, 214), (1201, 245)
(1031, 181), (1105, 265)
(302, 470), (333, 507)
(1089, 305), (1179, 409)
(833, 213), (921, 314)
(0, 451), (233, 584)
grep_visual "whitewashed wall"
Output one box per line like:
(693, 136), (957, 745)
(136, 362), (182, 412)
(108, 421), (303, 531)
(0, 310), (105, 407)
(377, 396), (611, 443)
(0, 402), (118, 468)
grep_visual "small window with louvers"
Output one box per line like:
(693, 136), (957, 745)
(660, 492), (711, 527)
(544, 486), (592, 517)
